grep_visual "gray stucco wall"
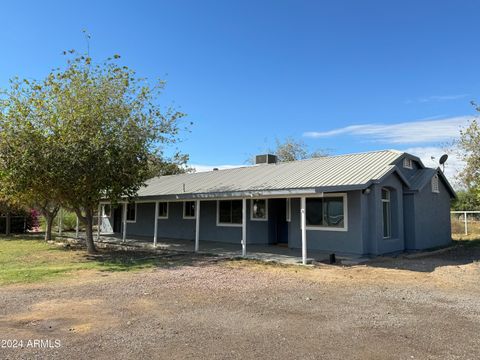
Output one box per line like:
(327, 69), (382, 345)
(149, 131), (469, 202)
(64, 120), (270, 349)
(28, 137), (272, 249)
(112, 200), (270, 245)
(366, 174), (405, 255)
(410, 178), (452, 250)
(288, 191), (365, 255)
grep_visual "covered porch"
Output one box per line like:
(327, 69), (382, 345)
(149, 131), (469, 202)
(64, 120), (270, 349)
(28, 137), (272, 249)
(93, 233), (347, 265)
(97, 195), (320, 265)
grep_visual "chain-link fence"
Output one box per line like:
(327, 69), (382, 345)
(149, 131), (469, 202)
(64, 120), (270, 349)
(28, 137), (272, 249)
(451, 211), (480, 238)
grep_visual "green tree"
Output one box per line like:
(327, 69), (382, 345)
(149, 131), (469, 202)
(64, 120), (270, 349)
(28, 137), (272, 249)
(0, 51), (187, 252)
(451, 189), (480, 211)
(270, 137), (328, 162)
(458, 102), (480, 195)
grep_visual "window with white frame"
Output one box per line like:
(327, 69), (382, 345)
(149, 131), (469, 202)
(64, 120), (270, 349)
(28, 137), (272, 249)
(381, 188), (391, 238)
(102, 204), (111, 217)
(126, 203), (136, 222)
(306, 195), (346, 229)
(286, 198), (291, 222)
(251, 199), (267, 220)
(403, 158), (413, 169)
(158, 202), (168, 218)
(217, 200), (242, 226)
(183, 201), (195, 218)
(431, 174), (440, 193)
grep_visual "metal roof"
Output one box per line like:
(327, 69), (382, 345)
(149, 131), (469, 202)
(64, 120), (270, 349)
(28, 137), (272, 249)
(136, 150), (408, 200)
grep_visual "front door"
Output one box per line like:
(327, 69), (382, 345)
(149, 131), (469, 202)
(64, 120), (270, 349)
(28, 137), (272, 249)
(269, 199), (288, 244)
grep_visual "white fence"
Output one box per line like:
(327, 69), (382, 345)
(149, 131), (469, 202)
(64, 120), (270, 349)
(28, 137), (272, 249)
(451, 211), (480, 236)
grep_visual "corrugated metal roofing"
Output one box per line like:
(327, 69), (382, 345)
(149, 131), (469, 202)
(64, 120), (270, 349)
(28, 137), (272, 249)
(408, 168), (437, 191)
(137, 150), (406, 199)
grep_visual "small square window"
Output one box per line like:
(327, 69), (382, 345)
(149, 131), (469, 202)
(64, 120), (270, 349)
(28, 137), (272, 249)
(403, 158), (413, 169)
(126, 203), (136, 222)
(158, 202), (168, 218)
(251, 199), (267, 220)
(183, 201), (195, 218)
(102, 204), (111, 217)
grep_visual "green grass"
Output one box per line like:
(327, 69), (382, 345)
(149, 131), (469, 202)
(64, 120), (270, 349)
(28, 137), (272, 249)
(0, 238), (168, 286)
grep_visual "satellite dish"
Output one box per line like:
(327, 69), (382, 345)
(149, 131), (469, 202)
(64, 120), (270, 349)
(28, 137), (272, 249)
(439, 154), (448, 172)
(439, 154), (448, 165)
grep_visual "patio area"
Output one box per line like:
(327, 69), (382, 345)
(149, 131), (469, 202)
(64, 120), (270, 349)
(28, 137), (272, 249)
(91, 233), (367, 265)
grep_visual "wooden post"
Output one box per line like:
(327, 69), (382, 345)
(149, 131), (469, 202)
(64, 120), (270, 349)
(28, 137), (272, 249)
(153, 201), (159, 247)
(195, 200), (200, 252)
(242, 198), (247, 257)
(301, 197), (307, 265)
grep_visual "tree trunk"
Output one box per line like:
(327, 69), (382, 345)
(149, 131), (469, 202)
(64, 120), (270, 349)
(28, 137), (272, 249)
(5, 212), (10, 236)
(45, 214), (54, 241)
(84, 209), (97, 254)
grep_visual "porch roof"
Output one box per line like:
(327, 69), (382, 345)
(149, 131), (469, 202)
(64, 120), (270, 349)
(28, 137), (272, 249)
(136, 150), (410, 200)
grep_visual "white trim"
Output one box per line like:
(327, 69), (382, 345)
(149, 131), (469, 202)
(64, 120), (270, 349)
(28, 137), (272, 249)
(431, 174), (440, 193)
(304, 193), (348, 232)
(216, 200), (243, 227)
(286, 198), (291, 222)
(195, 200), (200, 252)
(153, 201), (159, 247)
(157, 201), (169, 219)
(183, 201), (196, 219)
(242, 198), (247, 257)
(300, 196), (307, 265)
(381, 188), (391, 239)
(126, 202), (137, 223)
(250, 199), (268, 221)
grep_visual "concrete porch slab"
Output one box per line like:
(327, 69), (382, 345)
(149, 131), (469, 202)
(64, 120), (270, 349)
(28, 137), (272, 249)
(66, 232), (366, 266)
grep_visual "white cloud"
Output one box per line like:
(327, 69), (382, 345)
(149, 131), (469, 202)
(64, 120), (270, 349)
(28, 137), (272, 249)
(303, 116), (473, 144)
(405, 94), (470, 104)
(190, 164), (241, 173)
(402, 146), (463, 186)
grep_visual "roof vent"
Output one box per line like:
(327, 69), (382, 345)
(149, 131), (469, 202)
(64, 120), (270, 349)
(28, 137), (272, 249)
(255, 154), (278, 165)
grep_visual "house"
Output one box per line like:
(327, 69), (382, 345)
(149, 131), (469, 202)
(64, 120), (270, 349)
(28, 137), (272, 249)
(99, 150), (455, 263)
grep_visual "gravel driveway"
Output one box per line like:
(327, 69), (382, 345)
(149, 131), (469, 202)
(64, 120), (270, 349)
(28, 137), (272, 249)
(1, 246), (479, 360)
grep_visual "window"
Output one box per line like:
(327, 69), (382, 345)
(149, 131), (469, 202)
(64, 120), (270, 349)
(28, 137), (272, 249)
(251, 199), (268, 220)
(381, 188), (391, 238)
(286, 198), (291, 222)
(403, 158), (413, 169)
(306, 195), (346, 229)
(158, 202), (168, 219)
(183, 201), (195, 219)
(217, 200), (242, 226)
(126, 203), (136, 222)
(102, 204), (111, 217)
(431, 174), (439, 193)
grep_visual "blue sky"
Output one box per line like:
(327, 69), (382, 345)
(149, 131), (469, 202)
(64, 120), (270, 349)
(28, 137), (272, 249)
(1, 0), (478, 178)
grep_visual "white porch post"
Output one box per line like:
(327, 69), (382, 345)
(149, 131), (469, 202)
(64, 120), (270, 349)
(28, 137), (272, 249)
(122, 203), (127, 242)
(97, 204), (101, 241)
(75, 215), (79, 239)
(300, 196), (307, 265)
(153, 201), (159, 247)
(242, 198), (247, 257)
(195, 200), (200, 252)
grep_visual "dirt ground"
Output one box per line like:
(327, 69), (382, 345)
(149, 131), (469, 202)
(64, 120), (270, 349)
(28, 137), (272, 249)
(1, 245), (479, 360)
